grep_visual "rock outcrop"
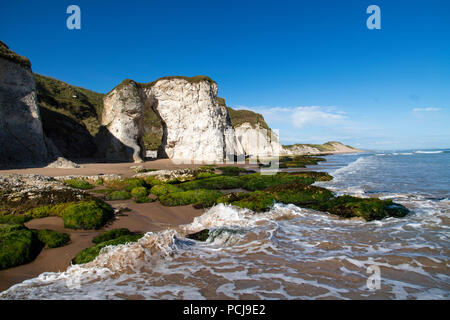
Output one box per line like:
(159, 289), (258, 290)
(96, 80), (145, 162)
(144, 77), (243, 162)
(234, 122), (282, 158)
(99, 76), (245, 163)
(226, 106), (283, 158)
(0, 41), (50, 167)
(34, 74), (103, 159)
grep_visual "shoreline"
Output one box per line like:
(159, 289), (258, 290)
(0, 158), (262, 292)
(0, 155), (348, 293)
(0, 200), (205, 292)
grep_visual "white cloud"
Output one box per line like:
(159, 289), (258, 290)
(412, 107), (442, 112)
(292, 106), (347, 128)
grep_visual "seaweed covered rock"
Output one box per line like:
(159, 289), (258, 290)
(158, 189), (222, 208)
(0, 224), (42, 270)
(60, 200), (114, 230)
(287, 171), (333, 181)
(239, 173), (314, 191)
(186, 229), (210, 242)
(36, 229), (70, 248)
(265, 182), (334, 206)
(150, 184), (182, 197)
(317, 195), (410, 221)
(0, 174), (88, 215)
(232, 191), (276, 212)
(92, 228), (133, 244)
(180, 176), (243, 190)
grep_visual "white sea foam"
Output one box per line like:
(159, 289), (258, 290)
(415, 150), (444, 154)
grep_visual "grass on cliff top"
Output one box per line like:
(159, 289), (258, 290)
(140, 75), (216, 88)
(226, 107), (270, 131)
(0, 40), (31, 68)
(34, 73), (104, 136)
(283, 141), (357, 152)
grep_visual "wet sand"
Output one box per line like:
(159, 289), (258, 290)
(0, 158), (319, 293)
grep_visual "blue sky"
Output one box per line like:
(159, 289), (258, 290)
(1, 0), (449, 150)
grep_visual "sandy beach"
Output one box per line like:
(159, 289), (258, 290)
(0, 159), (234, 292)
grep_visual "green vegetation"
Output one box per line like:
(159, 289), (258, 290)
(142, 108), (163, 151)
(73, 232), (144, 264)
(0, 214), (32, 225)
(64, 179), (94, 190)
(314, 195), (410, 221)
(265, 182), (334, 207)
(60, 200), (114, 230)
(239, 173), (314, 191)
(130, 187), (148, 198)
(150, 184), (182, 197)
(34, 74), (104, 136)
(105, 191), (131, 200)
(226, 107), (270, 131)
(232, 191), (276, 212)
(104, 178), (147, 192)
(0, 226), (41, 270)
(92, 228), (132, 244)
(275, 155), (327, 168)
(287, 171), (333, 181)
(37, 229), (70, 248)
(180, 176), (243, 190)
(196, 172), (217, 179)
(0, 40), (31, 68)
(159, 189), (222, 208)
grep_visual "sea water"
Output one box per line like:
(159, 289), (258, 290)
(1, 150), (449, 299)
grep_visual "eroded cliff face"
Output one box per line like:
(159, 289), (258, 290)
(144, 78), (243, 162)
(99, 77), (245, 163)
(234, 122), (283, 158)
(0, 42), (50, 167)
(96, 80), (145, 162)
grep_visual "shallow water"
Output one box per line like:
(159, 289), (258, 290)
(1, 150), (449, 299)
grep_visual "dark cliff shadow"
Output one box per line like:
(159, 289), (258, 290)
(93, 125), (137, 163)
(39, 106), (97, 160)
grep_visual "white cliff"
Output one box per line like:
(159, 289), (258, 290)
(234, 122), (283, 158)
(144, 78), (238, 162)
(97, 80), (145, 162)
(99, 76), (245, 163)
(0, 41), (51, 167)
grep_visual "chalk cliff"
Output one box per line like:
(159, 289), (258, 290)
(99, 76), (245, 163)
(226, 105), (283, 158)
(0, 41), (50, 167)
(96, 80), (145, 162)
